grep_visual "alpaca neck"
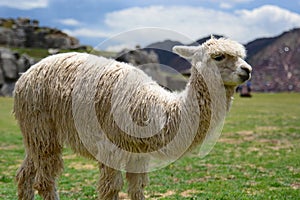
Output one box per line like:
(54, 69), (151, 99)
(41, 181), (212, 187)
(181, 67), (212, 150)
(184, 67), (235, 112)
(180, 67), (235, 151)
(224, 85), (235, 111)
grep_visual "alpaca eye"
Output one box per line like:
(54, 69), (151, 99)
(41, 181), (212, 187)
(212, 54), (226, 61)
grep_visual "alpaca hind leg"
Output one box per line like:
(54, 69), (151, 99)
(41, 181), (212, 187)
(98, 164), (123, 200)
(33, 149), (63, 200)
(30, 130), (64, 200)
(32, 151), (63, 200)
(16, 155), (36, 200)
(126, 172), (149, 200)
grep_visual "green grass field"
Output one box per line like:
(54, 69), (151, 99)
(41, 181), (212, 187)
(1, 93), (300, 199)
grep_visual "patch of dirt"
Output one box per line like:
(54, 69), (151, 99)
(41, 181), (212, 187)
(150, 190), (176, 198)
(287, 166), (300, 174)
(160, 190), (176, 197)
(259, 139), (293, 150)
(256, 126), (279, 131)
(244, 188), (260, 195)
(0, 144), (19, 150)
(59, 186), (82, 194)
(220, 130), (255, 144)
(186, 177), (210, 184)
(291, 182), (300, 190)
(218, 138), (240, 144)
(220, 130), (293, 151)
(237, 131), (256, 142)
(119, 192), (130, 200)
(187, 174), (235, 184)
(180, 189), (198, 197)
(68, 162), (97, 170)
(246, 180), (258, 187)
(63, 154), (77, 159)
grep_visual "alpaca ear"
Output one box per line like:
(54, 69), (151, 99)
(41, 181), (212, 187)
(172, 46), (199, 59)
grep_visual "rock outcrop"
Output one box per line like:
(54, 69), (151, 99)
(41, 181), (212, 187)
(246, 28), (300, 92)
(0, 17), (79, 49)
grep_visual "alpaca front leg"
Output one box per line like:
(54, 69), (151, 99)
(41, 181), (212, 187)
(98, 164), (123, 200)
(126, 172), (149, 200)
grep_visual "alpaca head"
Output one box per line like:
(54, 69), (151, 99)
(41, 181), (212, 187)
(173, 37), (252, 86)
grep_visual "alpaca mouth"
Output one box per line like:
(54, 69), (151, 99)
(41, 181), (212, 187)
(239, 73), (251, 82)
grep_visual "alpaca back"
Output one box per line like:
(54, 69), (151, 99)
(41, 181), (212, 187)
(13, 52), (175, 158)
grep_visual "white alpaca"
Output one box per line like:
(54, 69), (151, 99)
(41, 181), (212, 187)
(14, 37), (251, 200)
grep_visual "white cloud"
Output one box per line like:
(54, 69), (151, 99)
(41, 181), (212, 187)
(216, 0), (253, 3)
(236, 5), (300, 37)
(66, 27), (194, 51)
(247, 5), (299, 29)
(0, 0), (48, 10)
(220, 3), (233, 9)
(102, 28), (195, 51)
(106, 43), (136, 52)
(212, 0), (253, 8)
(63, 28), (110, 38)
(103, 6), (236, 43)
(58, 18), (81, 26)
(66, 5), (300, 50)
(103, 5), (300, 44)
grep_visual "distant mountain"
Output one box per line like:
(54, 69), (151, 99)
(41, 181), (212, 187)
(246, 28), (300, 92)
(146, 39), (183, 51)
(145, 35), (224, 73)
(244, 37), (277, 59)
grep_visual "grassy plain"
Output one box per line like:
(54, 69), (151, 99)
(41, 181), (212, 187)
(0, 93), (299, 199)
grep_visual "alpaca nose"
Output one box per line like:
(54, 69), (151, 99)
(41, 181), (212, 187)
(241, 66), (251, 74)
(241, 66), (252, 75)
(239, 64), (252, 81)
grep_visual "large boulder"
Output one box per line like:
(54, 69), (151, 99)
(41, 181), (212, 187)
(0, 48), (34, 96)
(0, 48), (19, 80)
(45, 33), (79, 49)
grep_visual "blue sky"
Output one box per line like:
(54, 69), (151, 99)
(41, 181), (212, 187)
(1, 0), (300, 50)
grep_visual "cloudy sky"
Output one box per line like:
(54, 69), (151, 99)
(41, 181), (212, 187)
(1, 0), (300, 51)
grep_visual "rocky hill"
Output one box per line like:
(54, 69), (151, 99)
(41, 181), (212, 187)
(246, 28), (300, 92)
(0, 17), (79, 49)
